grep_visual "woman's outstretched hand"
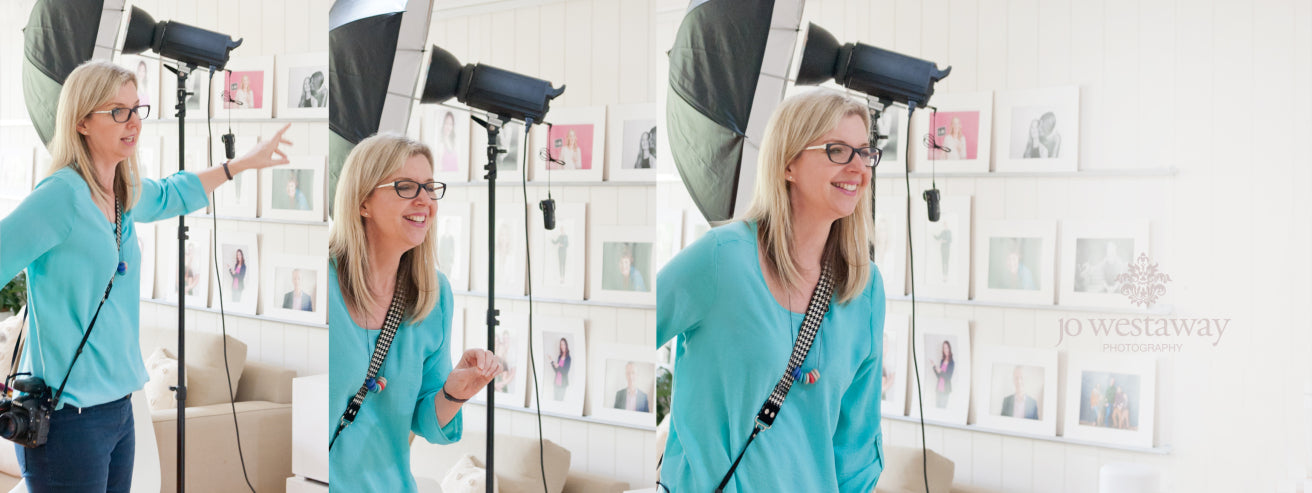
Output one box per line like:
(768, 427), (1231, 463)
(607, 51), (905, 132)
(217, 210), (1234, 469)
(234, 123), (293, 171)
(443, 348), (501, 401)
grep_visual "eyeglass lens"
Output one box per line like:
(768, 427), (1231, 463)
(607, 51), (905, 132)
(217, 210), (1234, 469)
(394, 180), (445, 200)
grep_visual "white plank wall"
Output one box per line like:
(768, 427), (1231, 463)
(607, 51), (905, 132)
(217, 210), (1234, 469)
(131, 0), (333, 379)
(654, 0), (1310, 492)
(428, 0), (660, 488)
(0, 0), (332, 376)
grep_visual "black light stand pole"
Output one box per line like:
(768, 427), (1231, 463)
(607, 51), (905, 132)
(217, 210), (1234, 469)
(165, 62), (195, 493)
(868, 100), (885, 221)
(472, 115), (505, 493)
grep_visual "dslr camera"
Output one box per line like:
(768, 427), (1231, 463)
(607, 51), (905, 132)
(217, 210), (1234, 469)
(0, 376), (53, 448)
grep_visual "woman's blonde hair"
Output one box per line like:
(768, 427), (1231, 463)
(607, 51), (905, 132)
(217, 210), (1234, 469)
(741, 89), (873, 303)
(47, 60), (142, 209)
(329, 133), (440, 322)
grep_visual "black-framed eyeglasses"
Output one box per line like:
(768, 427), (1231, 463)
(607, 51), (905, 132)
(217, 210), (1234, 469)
(376, 179), (446, 200)
(89, 105), (150, 123)
(803, 142), (881, 167)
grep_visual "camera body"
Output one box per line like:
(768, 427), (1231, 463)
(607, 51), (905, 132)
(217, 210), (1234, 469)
(0, 376), (54, 448)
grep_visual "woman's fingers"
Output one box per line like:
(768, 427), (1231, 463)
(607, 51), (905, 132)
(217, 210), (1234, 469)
(474, 349), (489, 371)
(487, 355), (502, 379)
(272, 123), (292, 142)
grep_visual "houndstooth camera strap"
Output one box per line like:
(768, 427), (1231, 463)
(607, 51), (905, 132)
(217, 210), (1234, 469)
(329, 284), (408, 450)
(715, 262), (835, 493)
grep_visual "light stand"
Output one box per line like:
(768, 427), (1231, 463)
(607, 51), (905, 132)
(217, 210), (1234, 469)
(164, 62), (197, 493)
(868, 99), (886, 230)
(471, 115), (507, 493)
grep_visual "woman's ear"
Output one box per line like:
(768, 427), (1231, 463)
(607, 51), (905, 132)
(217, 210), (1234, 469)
(76, 118), (89, 136)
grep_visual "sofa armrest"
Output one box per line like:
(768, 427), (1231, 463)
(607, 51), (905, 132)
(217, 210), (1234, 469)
(562, 471), (629, 493)
(152, 401), (293, 493)
(235, 361), (295, 404)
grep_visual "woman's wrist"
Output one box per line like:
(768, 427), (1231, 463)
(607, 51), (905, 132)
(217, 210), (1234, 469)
(226, 157), (252, 176)
(441, 385), (470, 403)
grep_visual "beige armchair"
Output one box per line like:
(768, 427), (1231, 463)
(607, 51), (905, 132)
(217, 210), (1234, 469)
(152, 360), (295, 493)
(142, 329), (297, 493)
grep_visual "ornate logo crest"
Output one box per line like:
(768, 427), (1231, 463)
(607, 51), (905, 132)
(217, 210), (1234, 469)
(1115, 253), (1172, 308)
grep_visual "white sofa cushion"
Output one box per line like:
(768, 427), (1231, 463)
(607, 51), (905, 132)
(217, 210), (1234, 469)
(145, 348), (184, 411)
(442, 454), (498, 493)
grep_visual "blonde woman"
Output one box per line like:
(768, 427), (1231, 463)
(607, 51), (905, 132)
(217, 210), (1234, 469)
(0, 59), (291, 491)
(559, 129), (582, 169)
(942, 116), (968, 160)
(657, 90), (887, 492)
(327, 133), (499, 492)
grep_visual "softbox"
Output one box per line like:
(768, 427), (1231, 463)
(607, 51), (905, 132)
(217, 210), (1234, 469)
(22, 0), (128, 145)
(328, 0), (434, 213)
(666, 0), (805, 223)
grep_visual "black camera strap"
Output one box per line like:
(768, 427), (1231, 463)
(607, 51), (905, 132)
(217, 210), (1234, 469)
(50, 199), (121, 409)
(714, 262), (834, 493)
(329, 283), (408, 450)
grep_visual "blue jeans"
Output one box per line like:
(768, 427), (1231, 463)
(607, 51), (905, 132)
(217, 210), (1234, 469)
(16, 395), (134, 492)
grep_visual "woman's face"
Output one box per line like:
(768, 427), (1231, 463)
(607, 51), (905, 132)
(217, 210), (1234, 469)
(78, 82), (141, 168)
(235, 250), (245, 263)
(558, 338), (568, 353)
(620, 253), (633, 275)
(566, 130), (577, 147)
(442, 113), (455, 138)
(785, 113), (871, 223)
(361, 154), (437, 253)
(950, 117), (962, 134)
(941, 341), (952, 358)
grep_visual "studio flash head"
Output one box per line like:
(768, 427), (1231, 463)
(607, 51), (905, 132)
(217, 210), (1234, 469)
(420, 45), (564, 124)
(123, 6), (242, 70)
(796, 23), (950, 109)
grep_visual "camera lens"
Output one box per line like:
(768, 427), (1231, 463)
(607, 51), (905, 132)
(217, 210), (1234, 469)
(0, 413), (23, 440)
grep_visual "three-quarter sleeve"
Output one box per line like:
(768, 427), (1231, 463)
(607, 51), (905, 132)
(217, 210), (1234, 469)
(656, 229), (720, 347)
(132, 172), (210, 223)
(411, 273), (462, 444)
(0, 175), (76, 283)
(833, 266), (887, 492)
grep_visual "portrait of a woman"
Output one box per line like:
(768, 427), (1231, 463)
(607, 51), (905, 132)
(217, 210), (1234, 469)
(549, 337), (572, 400)
(327, 133), (500, 492)
(0, 60), (292, 490)
(657, 90), (887, 492)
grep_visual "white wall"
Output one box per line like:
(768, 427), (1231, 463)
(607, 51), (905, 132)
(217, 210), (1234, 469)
(426, 0), (660, 488)
(656, 0), (1312, 492)
(0, 0), (332, 377)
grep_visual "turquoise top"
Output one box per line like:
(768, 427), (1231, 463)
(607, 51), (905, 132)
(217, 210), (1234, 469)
(327, 264), (462, 493)
(0, 166), (207, 409)
(657, 221), (886, 492)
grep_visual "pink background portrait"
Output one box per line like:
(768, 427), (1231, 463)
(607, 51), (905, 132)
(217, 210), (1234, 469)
(223, 70), (265, 109)
(548, 124), (595, 170)
(928, 111), (980, 160)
